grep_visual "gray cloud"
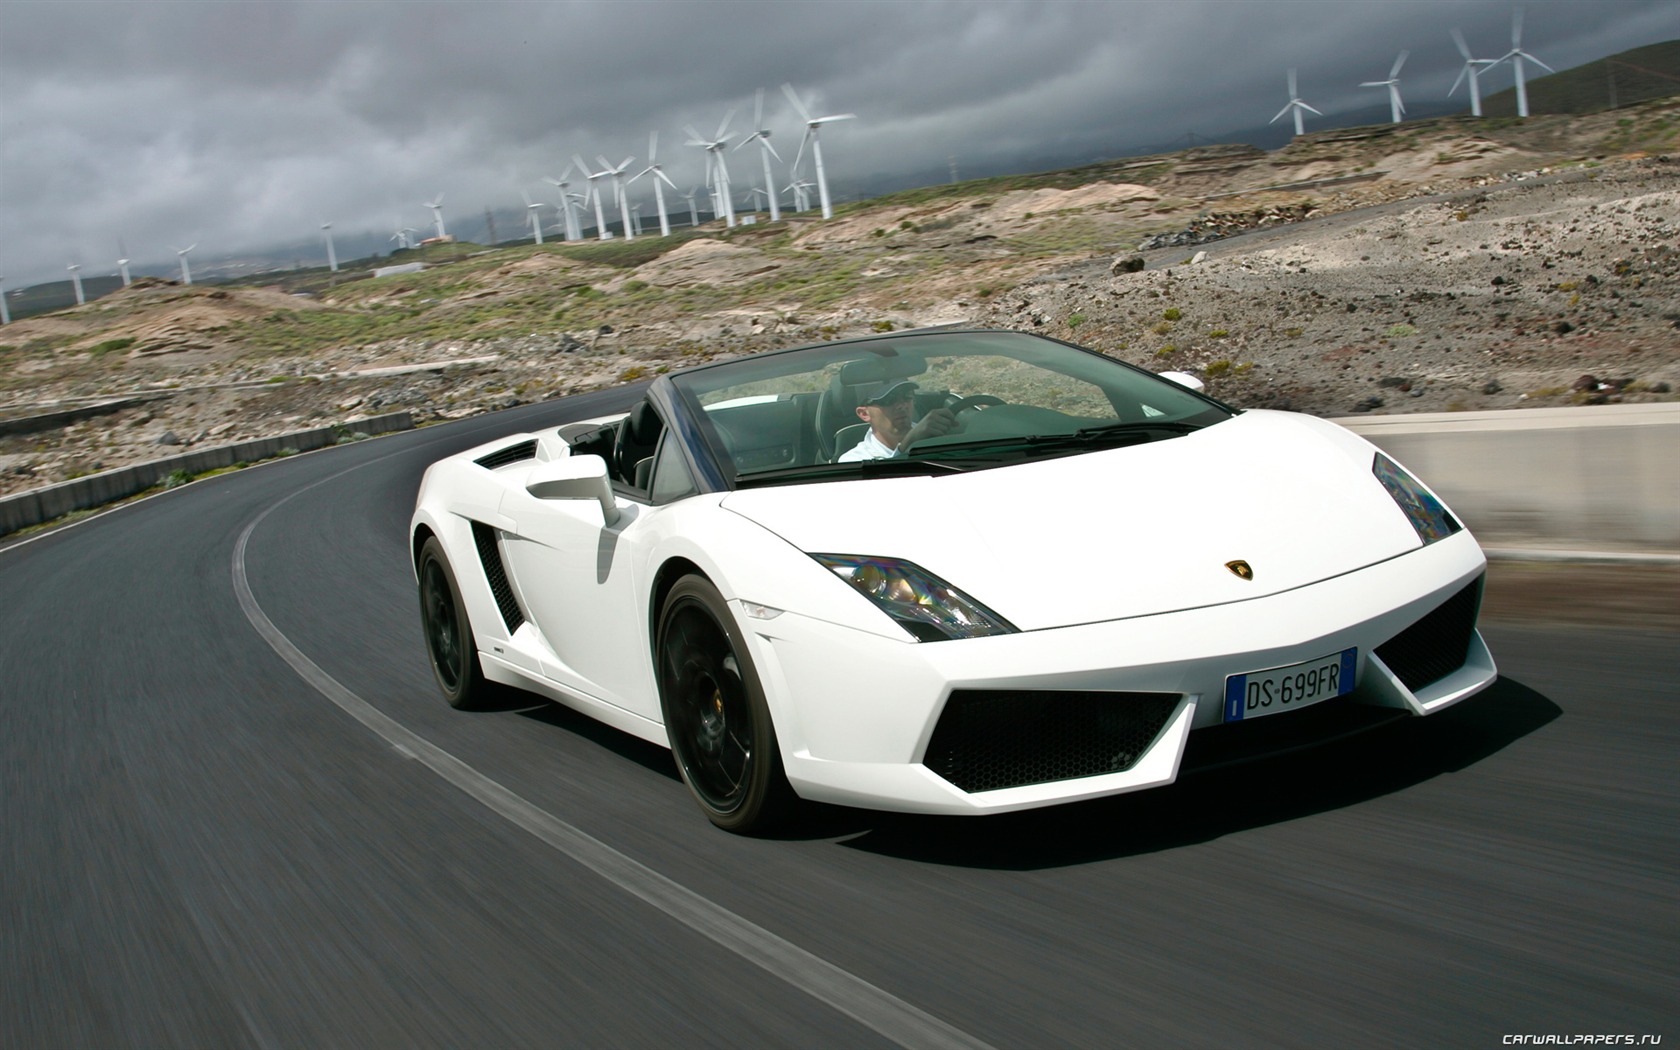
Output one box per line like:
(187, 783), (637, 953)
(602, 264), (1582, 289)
(1, 0), (1671, 287)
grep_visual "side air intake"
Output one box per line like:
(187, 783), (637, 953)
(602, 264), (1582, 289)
(470, 521), (525, 632)
(476, 440), (538, 470)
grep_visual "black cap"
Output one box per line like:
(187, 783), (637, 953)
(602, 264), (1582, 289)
(860, 379), (916, 405)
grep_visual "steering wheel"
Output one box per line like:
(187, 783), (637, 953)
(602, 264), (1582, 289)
(945, 394), (1006, 415)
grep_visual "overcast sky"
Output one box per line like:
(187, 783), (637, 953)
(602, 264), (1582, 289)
(1, 0), (1673, 289)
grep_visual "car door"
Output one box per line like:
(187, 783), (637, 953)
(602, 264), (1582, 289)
(498, 478), (660, 719)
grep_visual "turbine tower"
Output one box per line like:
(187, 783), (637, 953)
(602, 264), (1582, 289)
(598, 154), (637, 242)
(1494, 8), (1553, 118)
(737, 88), (783, 223)
(521, 190), (545, 244)
(1449, 28), (1498, 117)
(545, 165), (582, 241)
(0, 277), (9, 325)
(1360, 50), (1409, 124)
(117, 256), (132, 286)
(175, 244), (197, 285)
(678, 187), (700, 228)
(573, 154), (614, 240)
(321, 221), (339, 271)
(685, 109), (738, 227)
(632, 131), (680, 237)
(1270, 69), (1322, 137)
(783, 83), (856, 220)
(68, 263), (85, 305)
(424, 194), (447, 239)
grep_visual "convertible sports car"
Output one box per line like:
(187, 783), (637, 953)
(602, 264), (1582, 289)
(411, 328), (1496, 832)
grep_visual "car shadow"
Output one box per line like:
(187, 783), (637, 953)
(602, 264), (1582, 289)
(819, 678), (1560, 869)
(511, 695), (685, 782)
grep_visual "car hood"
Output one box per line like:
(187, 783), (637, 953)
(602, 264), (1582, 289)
(720, 411), (1426, 631)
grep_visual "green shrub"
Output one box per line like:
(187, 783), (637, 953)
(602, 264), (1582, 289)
(1162, 307), (1182, 321)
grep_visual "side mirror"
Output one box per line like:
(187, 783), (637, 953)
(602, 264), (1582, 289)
(1158, 370), (1205, 392)
(526, 454), (620, 525)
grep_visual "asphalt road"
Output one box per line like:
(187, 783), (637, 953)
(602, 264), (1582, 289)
(3, 392), (1675, 1048)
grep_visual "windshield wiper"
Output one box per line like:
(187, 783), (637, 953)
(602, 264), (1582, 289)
(908, 420), (1203, 459)
(734, 457), (968, 488)
(1021, 420), (1204, 449)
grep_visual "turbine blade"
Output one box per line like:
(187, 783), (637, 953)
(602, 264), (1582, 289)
(760, 137), (782, 162)
(1288, 68), (1298, 96)
(1512, 7), (1523, 48)
(1451, 27), (1472, 60)
(1524, 51), (1555, 74)
(753, 86), (765, 130)
(781, 82), (812, 122)
(1449, 66), (1468, 97)
(814, 113), (856, 124)
(714, 107), (736, 139)
(1391, 50), (1409, 78)
(1302, 103), (1323, 116)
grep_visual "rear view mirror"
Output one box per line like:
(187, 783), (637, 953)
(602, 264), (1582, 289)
(1157, 370), (1206, 392)
(526, 454), (620, 524)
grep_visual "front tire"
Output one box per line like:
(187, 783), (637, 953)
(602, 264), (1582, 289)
(417, 536), (491, 710)
(656, 576), (794, 833)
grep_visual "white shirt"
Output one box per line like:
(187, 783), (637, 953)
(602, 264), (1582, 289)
(838, 429), (896, 462)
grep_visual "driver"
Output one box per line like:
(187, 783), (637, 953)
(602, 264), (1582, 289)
(838, 379), (959, 462)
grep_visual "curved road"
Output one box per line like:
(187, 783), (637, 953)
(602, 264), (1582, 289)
(3, 393), (1674, 1047)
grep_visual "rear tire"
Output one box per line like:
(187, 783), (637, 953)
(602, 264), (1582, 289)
(418, 536), (491, 710)
(656, 576), (794, 833)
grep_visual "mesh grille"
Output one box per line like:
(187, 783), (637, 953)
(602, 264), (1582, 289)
(470, 521), (525, 632)
(924, 690), (1180, 793)
(476, 440), (538, 470)
(1375, 574), (1484, 692)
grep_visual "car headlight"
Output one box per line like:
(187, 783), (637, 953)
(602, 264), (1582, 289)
(1373, 452), (1461, 544)
(811, 554), (1018, 642)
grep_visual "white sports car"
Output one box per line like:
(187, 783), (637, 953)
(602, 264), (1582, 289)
(411, 329), (1496, 832)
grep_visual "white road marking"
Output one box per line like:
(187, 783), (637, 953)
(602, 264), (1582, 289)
(232, 456), (993, 1050)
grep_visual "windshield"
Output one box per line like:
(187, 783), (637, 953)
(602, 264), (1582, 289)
(667, 330), (1232, 486)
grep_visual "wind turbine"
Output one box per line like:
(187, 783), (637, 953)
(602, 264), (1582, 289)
(736, 88), (782, 223)
(678, 186), (701, 228)
(1271, 68), (1323, 137)
(573, 154), (614, 239)
(175, 244), (197, 285)
(390, 218), (413, 251)
(598, 154), (637, 242)
(424, 194), (447, 239)
(545, 165), (582, 241)
(632, 131), (680, 237)
(68, 263), (85, 305)
(1449, 28), (1498, 117)
(521, 189), (545, 244)
(117, 256), (132, 286)
(685, 109), (738, 227)
(321, 221), (339, 271)
(783, 83), (856, 220)
(1493, 8), (1553, 118)
(1360, 50), (1409, 124)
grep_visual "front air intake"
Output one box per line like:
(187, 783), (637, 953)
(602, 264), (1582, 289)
(1374, 574), (1484, 692)
(923, 690), (1180, 793)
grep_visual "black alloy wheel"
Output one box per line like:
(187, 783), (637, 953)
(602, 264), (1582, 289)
(418, 536), (489, 709)
(656, 576), (793, 833)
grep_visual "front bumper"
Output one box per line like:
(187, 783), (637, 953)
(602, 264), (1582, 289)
(736, 531), (1495, 815)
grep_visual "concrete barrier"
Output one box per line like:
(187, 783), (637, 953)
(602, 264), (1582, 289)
(3, 403), (1675, 553)
(0, 411), (414, 537)
(1337, 402), (1680, 552)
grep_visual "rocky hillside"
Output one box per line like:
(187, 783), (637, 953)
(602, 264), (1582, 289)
(1, 98), (1676, 497)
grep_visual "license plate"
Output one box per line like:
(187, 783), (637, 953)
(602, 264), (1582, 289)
(1224, 648), (1356, 722)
